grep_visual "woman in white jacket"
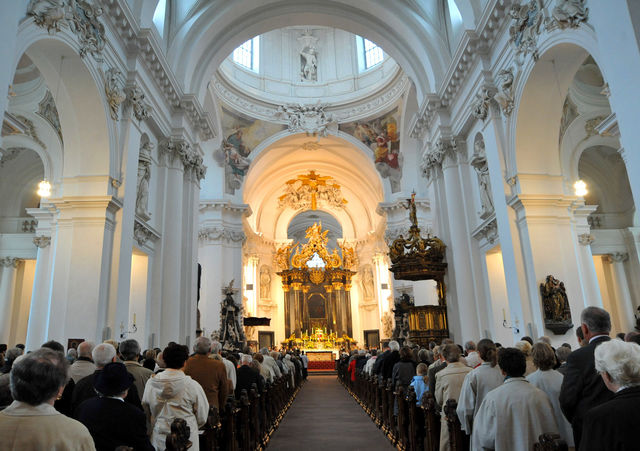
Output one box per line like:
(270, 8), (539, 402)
(142, 343), (209, 450)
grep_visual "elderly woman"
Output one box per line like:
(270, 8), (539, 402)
(0, 348), (95, 450)
(526, 343), (574, 447)
(143, 343), (209, 451)
(580, 340), (640, 451)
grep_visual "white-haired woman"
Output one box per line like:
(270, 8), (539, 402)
(0, 348), (95, 450)
(580, 340), (640, 451)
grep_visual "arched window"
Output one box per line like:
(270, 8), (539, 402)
(356, 36), (385, 72)
(152, 0), (167, 38)
(232, 36), (260, 72)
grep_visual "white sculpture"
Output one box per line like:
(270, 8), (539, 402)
(104, 68), (126, 121)
(260, 266), (271, 300)
(361, 265), (375, 301)
(551, 0), (588, 29)
(135, 139), (153, 219)
(298, 29), (318, 82)
(470, 138), (494, 218)
(494, 68), (515, 116)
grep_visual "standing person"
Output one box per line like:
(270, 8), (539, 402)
(75, 362), (154, 451)
(463, 341), (482, 368)
(212, 341), (236, 390)
(143, 343), (209, 451)
(456, 339), (503, 437)
(392, 346), (416, 389)
(410, 363), (429, 405)
(559, 306), (613, 449)
(120, 339), (154, 399)
(580, 340), (640, 451)
(472, 348), (558, 451)
(235, 354), (263, 398)
(300, 351), (309, 380)
(0, 348), (95, 450)
(435, 344), (472, 451)
(527, 343), (574, 447)
(184, 337), (228, 410)
(69, 341), (96, 383)
(381, 340), (401, 382)
(373, 342), (390, 383)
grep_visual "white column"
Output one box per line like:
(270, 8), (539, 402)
(589, 0), (640, 217)
(440, 142), (482, 342)
(198, 201), (247, 338)
(0, 3), (24, 135)
(24, 206), (56, 350)
(0, 258), (20, 344)
(607, 253), (635, 332)
(158, 143), (185, 345)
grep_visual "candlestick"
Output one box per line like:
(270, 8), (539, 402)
(502, 308), (506, 321)
(133, 313), (136, 324)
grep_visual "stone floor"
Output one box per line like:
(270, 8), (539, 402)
(267, 375), (396, 451)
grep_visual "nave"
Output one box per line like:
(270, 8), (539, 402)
(268, 375), (395, 451)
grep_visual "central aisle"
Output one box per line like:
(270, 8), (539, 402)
(267, 375), (395, 450)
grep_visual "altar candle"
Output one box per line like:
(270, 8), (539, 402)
(502, 309), (506, 321)
(133, 313), (136, 324)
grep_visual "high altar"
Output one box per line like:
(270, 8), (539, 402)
(276, 222), (357, 344)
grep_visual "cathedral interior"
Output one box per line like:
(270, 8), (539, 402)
(1, 0), (639, 353)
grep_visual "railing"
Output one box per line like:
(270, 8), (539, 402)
(198, 368), (303, 451)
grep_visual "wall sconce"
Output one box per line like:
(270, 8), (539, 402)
(573, 180), (587, 197)
(37, 180), (52, 198)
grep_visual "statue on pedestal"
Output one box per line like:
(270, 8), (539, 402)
(540, 275), (573, 335)
(219, 280), (246, 350)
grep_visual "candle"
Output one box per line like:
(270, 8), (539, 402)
(502, 309), (506, 321)
(133, 313), (136, 324)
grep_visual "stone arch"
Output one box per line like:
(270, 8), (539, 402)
(509, 31), (604, 185)
(168, 0), (450, 104)
(13, 26), (115, 187)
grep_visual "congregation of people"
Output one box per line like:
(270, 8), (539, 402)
(0, 336), (307, 450)
(339, 306), (640, 451)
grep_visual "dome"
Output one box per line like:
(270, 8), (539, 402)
(215, 26), (400, 108)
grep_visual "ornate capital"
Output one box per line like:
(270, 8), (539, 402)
(471, 87), (495, 121)
(133, 221), (153, 247)
(0, 257), (21, 268)
(33, 236), (51, 248)
(472, 217), (498, 244)
(199, 226), (246, 244)
(577, 233), (595, 246)
(159, 138), (206, 181)
(608, 252), (629, 263)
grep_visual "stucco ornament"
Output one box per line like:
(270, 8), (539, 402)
(494, 68), (515, 116)
(275, 103), (337, 137)
(471, 87), (494, 121)
(28, 0), (106, 59)
(509, 0), (545, 62)
(126, 85), (150, 121)
(550, 0), (588, 29)
(104, 68), (126, 121)
(298, 30), (318, 82)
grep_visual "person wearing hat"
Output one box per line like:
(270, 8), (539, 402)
(76, 362), (154, 451)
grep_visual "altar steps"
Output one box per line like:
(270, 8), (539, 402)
(308, 369), (337, 375)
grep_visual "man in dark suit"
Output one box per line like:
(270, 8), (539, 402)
(72, 343), (142, 415)
(381, 340), (401, 382)
(373, 342), (390, 382)
(76, 362), (154, 451)
(235, 354), (263, 399)
(559, 306), (614, 449)
(580, 339), (640, 451)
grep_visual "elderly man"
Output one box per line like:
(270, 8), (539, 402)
(235, 354), (263, 398)
(212, 340), (236, 390)
(76, 362), (154, 450)
(381, 340), (401, 382)
(559, 306), (614, 449)
(473, 348), (558, 451)
(580, 340), (640, 450)
(119, 339), (153, 398)
(69, 341), (96, 383)
(184, 337), (228, 410)
(464, 341), (481, 368)
(261, 347), (281, 380)
(72, 343), (142, 414)
(435, 344), (473, 451)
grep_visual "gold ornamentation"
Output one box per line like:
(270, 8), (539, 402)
(278, 170), (347, 210)
(309, 268), (325, 285)
(274, 243), (294, 271)
(340, 242), (358, 270)
(290, 222), (342, 269)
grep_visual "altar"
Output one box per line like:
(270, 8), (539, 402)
(305, 351), (336, 371)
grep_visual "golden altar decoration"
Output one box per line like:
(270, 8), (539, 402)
(278, 170), (348, 211)
(387, 192), (449, 345)
(277, 222), (356, 340)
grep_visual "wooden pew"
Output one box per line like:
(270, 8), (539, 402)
(534, 433), (569, 451)
(421, 392), (440, 451)
(444, 399), (468, 451)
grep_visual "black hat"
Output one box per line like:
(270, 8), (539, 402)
(94, 362), (134, 396)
